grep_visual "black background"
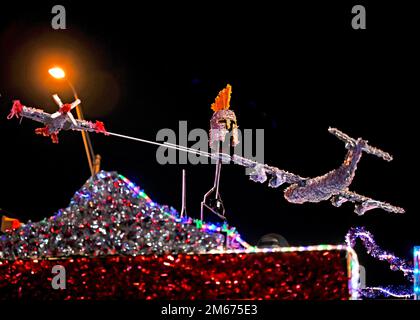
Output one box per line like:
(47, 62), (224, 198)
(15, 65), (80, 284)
(0, 1), (418, 288)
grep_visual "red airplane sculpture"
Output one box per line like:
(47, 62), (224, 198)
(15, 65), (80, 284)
(7, 94), (107, 143)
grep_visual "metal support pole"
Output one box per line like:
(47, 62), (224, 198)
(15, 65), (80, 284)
(180, 169), (187, 218)
(67, 80), (98, 176)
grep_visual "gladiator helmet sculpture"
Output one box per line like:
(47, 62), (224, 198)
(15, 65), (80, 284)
(209, 84), (239, 151)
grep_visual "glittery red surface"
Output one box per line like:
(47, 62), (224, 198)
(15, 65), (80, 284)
(0, 250), (350, 300)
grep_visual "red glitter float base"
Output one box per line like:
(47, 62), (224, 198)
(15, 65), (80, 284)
(0, 247), (357, 300)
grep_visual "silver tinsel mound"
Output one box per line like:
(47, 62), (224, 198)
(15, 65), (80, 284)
(0, 171), (228, 259)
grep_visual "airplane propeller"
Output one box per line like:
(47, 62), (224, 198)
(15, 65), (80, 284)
(50, 94), (81, 126)
(52, 94), (63, 108)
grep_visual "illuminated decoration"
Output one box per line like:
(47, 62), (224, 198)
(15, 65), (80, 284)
(209, 244), (360, 300)
(0, 171), (360, 300)
(3, 80), (409, 300)
(118, 173), (250, 249)
(0, 245), (359, 300)
(111, 125), (405, 215)
(202, 84), (239, 222)
(7, 95), (108, 144)
(211, 84), (232, 112)
(8, 86), (404, 215)
(110, 126), (405, 215)
(0, 171), (245, 260)
(209, 84), (239, 149)
(346, 227), (413, 279)
(415, 247), (420, 300)
(241, 127), (404, 215)
(346, 227), (415, 299)
(361, 286), (414, 299)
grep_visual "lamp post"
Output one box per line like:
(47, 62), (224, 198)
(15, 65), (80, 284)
(48, 67), (101, 176)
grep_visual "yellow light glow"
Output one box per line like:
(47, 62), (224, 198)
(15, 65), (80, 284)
(48, 67), (66, 79)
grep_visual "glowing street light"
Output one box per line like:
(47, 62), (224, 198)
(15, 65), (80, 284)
(48, 67), (66, 79)
(48, 66), (101, 176)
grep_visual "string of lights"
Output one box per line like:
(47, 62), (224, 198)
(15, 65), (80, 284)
(346, 227), (416, 299)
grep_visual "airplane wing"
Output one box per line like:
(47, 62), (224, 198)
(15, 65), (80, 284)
(20, 106), (52, 124)
(328, 127), (393, 161)
(68, 118), (97, 132)
(231, 154), (307, 186)
(67, 118), (108, 135)
(333, 190), (405, 215)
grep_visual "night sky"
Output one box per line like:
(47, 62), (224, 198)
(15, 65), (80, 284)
(0, 1), (419, 286)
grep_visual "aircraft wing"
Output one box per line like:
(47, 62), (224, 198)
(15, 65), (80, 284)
(231, 155), (307, 187)
(334, 190), (405, 215)
(20, 106), (52, 124)
(68, 118), (97, 132)
(68, 119), (108, 135)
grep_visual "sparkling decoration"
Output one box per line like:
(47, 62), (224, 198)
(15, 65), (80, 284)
(8, 90), (404, 220)
(209, 84), (239, 150)
(0, 172), (360, 300)
(346, 227), (415, 299)
(232, 128), (405, 215)
(0, 246), (355, 300)
(249, 163), (268, 184)
(0, 171), (246, 260)
(415, 247), (420, 300)
(360, 286), (414, 299)
(4, 85), (410, 301)
(235, 244), (359, 300)
(345, 227), (414, 279)
(7, 95), (108, 144)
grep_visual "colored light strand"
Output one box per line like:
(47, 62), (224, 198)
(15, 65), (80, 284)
(118, 173), (251, 249)
(116, 173), (248, 249)
(345, 227), (416, 299)
(347, 247), (361, 300)
(207, 244), (360, 299)
(361, 286), (414, 299)
(345, 227), (414, 280)
(114, 173), (250, 250)
(415, 247), (420, 299)
(0, 171), (248, 259)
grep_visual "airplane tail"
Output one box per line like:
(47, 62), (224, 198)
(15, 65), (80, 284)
(328, 127), (393, 162)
